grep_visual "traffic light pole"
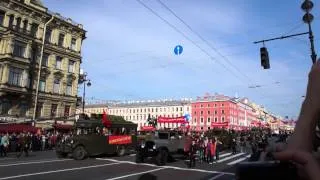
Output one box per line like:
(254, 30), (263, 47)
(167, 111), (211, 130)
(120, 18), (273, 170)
(254, 32), (309, 44)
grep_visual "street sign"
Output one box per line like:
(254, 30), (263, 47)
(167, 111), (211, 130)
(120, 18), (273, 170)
(174, 45), (183, 55)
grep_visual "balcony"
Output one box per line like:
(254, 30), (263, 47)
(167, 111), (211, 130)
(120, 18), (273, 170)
(6, 25), (39, 39)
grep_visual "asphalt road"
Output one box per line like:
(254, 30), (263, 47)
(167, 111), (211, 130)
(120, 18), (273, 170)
(0, 150), (250, 180)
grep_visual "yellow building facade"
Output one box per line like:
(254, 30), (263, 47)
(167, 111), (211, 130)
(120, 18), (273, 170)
(0, 0), (86, 123)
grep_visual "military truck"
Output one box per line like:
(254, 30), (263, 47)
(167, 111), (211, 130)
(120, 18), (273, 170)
(135, 131), (185, 165)
(56, 119), (137, 160)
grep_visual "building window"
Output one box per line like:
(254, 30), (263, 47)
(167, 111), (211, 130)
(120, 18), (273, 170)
(215, 117), (218, 122)
(208, 127), (211, 130)
(222, 110), (225, 114)
(222, 117), (225, 122)
(35, 102), (43, 118)
(156, 108), (158, 112)
(0, 11), (5, 26)
(207, 117), (211, 123)
(42, 53), (49, 66)
(194, 118), (197, 123)
(66, 77), (72, 95)
(53, 79), (60, 93)
(194, 111), (196, 115)
(31, 23), (38, 37)
(214, 104), (217, 107)
(222, 104), (224, 107)
(58, 33), (65, 47)
(22, 20), (28, 32)
(8, 15), (14, 28)
(0, 101), (11, 115)
(68, 60), (75, 73)
(180, 107), (182, 111)
(16, 17), (21, 30)
(51, 104), (58, 117)
(201, 104), (203, 108)
(200, 111), (203, 115)
(39, 79), (46, 92)
(13, 41), (26, 57)
(45, 28), (52, 43)
(200, 117), (204, 123)
(8, 67), (23, 86)
(176, 107), (179, 112)
(19, 103), (28, 117)
(215, 110), (217, 115)
(71, 38), (77, 50)
(207, 104), (210, 107)
(64, 105), (70, 117)
(55, 56), (62, 69)
(208, 111), (210, 114)
(201, 127), (203, 130)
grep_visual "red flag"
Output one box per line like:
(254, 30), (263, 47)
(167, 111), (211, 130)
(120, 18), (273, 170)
(102, 110), (111, 128)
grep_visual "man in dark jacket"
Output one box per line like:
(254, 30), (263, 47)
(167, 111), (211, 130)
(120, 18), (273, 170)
(188, 140), (197, 168)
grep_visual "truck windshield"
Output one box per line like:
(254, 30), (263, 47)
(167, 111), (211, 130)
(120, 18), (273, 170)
(158, 133), (169, 139)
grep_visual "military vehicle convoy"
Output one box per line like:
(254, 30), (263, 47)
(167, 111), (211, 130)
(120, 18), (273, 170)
(56, 119), (137, 160)
(135, 131), (185, 165)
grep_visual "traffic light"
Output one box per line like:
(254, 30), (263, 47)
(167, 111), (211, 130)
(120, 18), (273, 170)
(260, 47), (270, 69)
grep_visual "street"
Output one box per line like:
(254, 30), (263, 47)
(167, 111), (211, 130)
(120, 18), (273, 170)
(0, 150), (250, 180)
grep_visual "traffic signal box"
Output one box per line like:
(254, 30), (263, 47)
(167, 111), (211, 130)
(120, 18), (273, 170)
(260, 47), (270, 69)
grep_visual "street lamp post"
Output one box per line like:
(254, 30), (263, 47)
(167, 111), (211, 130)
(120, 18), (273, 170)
(301, 0), (317, 63)
(81, 72), (91, 114)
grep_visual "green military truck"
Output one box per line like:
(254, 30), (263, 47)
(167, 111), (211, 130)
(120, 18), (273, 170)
(56, 119), (137, 160)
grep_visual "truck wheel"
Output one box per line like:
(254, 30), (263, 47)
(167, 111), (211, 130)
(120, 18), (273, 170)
(135, 152), (144, 163)
(73, 146), (87, 160)
(117, 146), (126, 157)
(56, 152), (67, 159)
(156, 149), (168, 166)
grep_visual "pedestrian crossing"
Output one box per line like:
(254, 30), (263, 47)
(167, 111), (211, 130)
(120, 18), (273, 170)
(194, 152), (251, 166)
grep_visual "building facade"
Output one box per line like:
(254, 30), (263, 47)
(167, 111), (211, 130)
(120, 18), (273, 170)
(84, 99), (192, 130)
(191, 94), (257, 131)
(0, 0), (86, 123)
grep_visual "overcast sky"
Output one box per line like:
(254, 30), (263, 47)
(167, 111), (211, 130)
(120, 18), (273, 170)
(43, 0), (320, 118)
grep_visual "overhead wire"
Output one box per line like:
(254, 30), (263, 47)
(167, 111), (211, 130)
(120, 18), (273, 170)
(156, 0), (253, 83)
(135, 0), (246, 83)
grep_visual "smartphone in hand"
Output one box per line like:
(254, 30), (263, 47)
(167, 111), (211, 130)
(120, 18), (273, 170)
(236, 161), (298, 180)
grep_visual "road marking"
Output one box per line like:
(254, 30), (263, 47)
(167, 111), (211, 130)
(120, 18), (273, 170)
(0, 157), (14, 161)
(217, 153), (245, 163)
(106, 167), (167, 180)
(227, 155), (251, 165)
(96, 158), (235, 175)
(219, 152), (232, 158)
(0, 159), (72, 167)
(208, 173), (225, 180)
(0, 162), (122, 180)
(129, 154), (136, 156)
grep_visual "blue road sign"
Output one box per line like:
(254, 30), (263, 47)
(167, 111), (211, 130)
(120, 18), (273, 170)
(174, 45), (183, 55)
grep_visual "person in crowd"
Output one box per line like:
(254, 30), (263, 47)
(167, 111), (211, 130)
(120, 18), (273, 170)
(17, 132), (30, 157)
(0, 133), (9, 157)
(206, 139), (212, 164)
(188, 140), (197, 168)
(215, 137), (222, 160)
(231, 138), (237, 154)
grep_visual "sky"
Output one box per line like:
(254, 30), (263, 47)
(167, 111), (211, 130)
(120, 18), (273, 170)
(43, 0), (320, 118)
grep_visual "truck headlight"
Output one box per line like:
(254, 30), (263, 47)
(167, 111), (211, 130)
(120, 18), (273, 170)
(153, 145), (156, 149)
(70, 140), (74, 144)
(141, 143), (145, 148)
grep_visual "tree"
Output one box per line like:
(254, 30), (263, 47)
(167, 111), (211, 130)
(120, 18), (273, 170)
(147, 114), (157, 127)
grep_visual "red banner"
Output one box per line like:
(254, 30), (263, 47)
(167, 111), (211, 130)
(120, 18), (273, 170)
(157, 116), (187, 123)
(108, 135), (132, 145)
(211, 122), (229, 127)
(140, 126), (156, 131)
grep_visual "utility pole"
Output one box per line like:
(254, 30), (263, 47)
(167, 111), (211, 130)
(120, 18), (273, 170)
(32, 15), (55, 123)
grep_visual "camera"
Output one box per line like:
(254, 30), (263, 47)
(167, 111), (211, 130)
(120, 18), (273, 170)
(236, 161), (298, 180)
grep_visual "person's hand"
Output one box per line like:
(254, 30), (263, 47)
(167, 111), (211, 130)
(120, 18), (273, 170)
(305, 60), (320, 111)
(274, 150), (320, 180)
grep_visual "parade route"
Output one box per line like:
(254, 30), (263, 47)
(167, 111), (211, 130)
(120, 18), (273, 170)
(0, 150), (250, 180)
